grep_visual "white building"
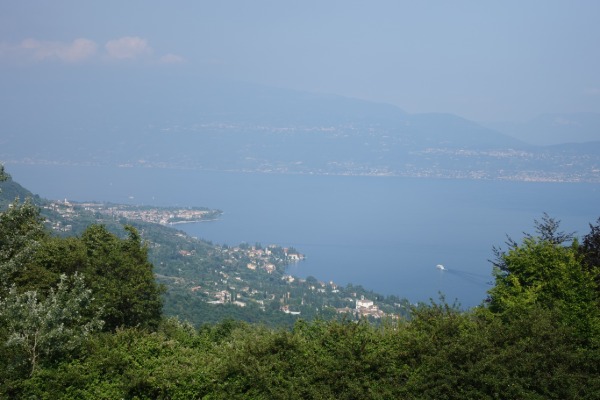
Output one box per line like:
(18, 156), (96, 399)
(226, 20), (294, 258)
(356, 299), (374, 310)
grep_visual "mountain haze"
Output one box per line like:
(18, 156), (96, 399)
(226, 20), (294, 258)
(1, 70), (598, 182)
(484, 112), (600, 146)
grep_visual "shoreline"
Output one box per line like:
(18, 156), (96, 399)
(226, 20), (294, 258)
(168, 218), (221, 225)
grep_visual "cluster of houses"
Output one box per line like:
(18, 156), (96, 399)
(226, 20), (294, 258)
(205, 289), (248, 308)
(42, 199), (76, 232)
(196, 244), (305, 310)
(42, 199), (217, 230)
(240, 245), (304, 274)
(82, 203), (215, 225)
(280, 305), (301, 315)
(336, 296), (388, 319)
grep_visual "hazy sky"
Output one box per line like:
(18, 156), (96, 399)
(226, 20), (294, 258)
(1, 1), (599, 122)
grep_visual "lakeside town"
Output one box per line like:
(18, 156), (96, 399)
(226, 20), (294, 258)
(7, 149), (598, 183)
(36, 197), (404, 321)
(42, 199), (222, 232)
(183, 242), (392, 319)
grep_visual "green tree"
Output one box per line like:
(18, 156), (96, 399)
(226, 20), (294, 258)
(526, 212), (574, 245)
(0, 273), (103, 376)
(491, 212), (574, 273)
(488, 216), (600, 344)
(0, 164), (8, 184)
(81, 224), (164, 331)
(1, 198), (163, 332)
(580, 218), (600, 276)
(0, 199), (47, 297)
(0, 164), (9, 182)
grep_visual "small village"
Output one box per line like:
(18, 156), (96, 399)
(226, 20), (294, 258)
(42, 199), (222, 232)
(39, 198), (404, 322)
(167, 238), (402, 320)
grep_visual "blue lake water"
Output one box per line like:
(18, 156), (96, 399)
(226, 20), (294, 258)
(7, 164), (600, 308)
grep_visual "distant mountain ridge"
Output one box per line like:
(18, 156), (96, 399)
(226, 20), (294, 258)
(403, 112), (526, 149)
(483, 112), (600, 146)
(1, 69), (598, 182)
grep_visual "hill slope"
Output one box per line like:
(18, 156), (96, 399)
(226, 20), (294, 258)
(0, 172), (409, 327)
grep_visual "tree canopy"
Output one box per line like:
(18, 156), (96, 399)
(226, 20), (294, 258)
(1, 195), (164, 386)
(1, 164), (599, 398)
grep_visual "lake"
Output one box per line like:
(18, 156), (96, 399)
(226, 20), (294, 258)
(7, 164), (600, 308)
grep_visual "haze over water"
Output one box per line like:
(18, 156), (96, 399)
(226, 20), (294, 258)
(9, 164), (600, 308)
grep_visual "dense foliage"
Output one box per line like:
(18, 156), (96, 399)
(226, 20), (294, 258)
(1, 166), (600, 398)
(0, 196), (164, 388)
(4, 301), (600, 399)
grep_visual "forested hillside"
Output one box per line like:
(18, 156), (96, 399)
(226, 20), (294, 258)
(1, 164), (600, 398)
(0, 170), (409, 327)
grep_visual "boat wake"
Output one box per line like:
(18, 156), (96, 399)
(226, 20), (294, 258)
(438, 266), (492, 286)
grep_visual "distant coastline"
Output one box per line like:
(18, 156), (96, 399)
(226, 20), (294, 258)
(46, 200), (223, 227)
(5, 159), (599, 184)
(169, 218), (221, 225)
